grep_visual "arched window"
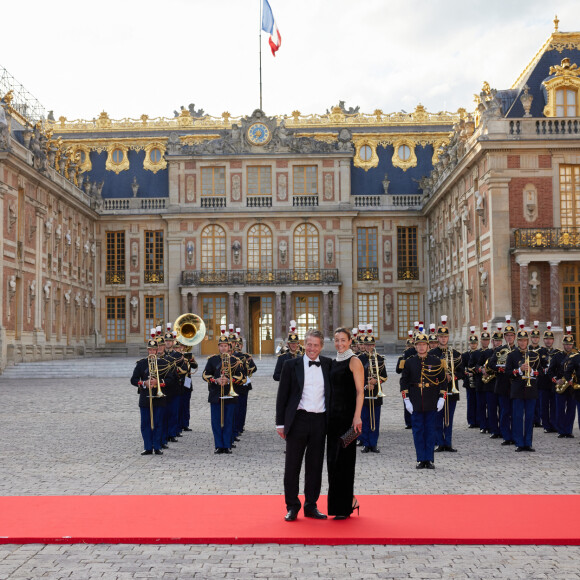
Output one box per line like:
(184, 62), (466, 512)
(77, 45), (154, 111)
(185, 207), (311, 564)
(247, 224), (272, 270)
(201, 225), (226, 271)
(294, 223), (319, 269)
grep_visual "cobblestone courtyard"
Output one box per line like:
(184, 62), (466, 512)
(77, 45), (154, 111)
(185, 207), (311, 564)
(1, 361), (580, 578)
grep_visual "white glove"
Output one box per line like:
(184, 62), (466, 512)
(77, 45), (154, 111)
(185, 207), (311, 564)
(404, 398), (413, 414)
(437, 397), (445, 412)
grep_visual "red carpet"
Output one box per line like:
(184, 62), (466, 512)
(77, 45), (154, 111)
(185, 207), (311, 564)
(1, 495), (579, 545)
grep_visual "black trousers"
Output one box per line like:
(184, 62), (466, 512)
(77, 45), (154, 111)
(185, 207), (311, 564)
(284, 410), (326, 511)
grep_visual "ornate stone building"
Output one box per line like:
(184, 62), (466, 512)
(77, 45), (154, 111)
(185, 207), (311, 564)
(1, 23), (579, 369)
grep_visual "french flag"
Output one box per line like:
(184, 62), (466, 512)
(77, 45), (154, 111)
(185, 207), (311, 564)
(262, 0), (281, 56)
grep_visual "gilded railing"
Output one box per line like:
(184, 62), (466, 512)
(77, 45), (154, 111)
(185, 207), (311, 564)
(357, 267), (379, 281)
(106, 270), (125, 284)
(144, 270), (164, 283)
(398, 266), (419, 280)
(181, 269), (339, 286)
(514, 228), (580, 249)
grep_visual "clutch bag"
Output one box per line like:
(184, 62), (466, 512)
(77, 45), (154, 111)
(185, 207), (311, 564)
(339, 426), (359, 448)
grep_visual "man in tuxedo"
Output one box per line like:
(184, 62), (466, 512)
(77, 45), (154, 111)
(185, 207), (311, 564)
(276, 329), (332, 522)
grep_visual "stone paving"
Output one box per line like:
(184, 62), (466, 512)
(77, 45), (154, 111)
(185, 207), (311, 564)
(1, 358), (580, 578)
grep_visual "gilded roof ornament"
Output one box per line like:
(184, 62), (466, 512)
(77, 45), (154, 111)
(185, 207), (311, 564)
(554, 15), (559, 32)
(549, 57), (580, 77)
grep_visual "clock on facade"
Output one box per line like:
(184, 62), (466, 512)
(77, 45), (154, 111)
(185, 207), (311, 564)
(247, 122), (271, 145)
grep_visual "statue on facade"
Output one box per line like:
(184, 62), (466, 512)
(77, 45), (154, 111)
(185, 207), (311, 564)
(0, 104), (10, 150)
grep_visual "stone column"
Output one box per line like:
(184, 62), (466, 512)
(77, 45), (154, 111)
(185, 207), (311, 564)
(238, 292), (245, 337)
(180, 291), (187, 313)
(332, 289), (339, 332)
(322, 290), (329, 338)
(519, 261), (529, 324)
(550, 261), (560, 326)
(167, 236), (182, 324)
(228, 292), (235, 327)
(191, 291), (198, 315)
(286, 290), (292, 327)
(275, 291), (283, 343)
(338, 232), (354, 328)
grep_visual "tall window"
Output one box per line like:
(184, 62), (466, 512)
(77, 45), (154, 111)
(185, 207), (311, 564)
(201, 225), (226, 271)
(397, 293), (419, 340)
(106, 297), (126, 342)
(144, 230), (164, 283)
(144, 296), (164, 340)
(106, 231), (125, 284)
(248, 224), (273, 270)
(556, 88), (577, 117)
(247, 166), (272, 196)
(357, 227), (378, 280)
(397, 226), (418, 280)
(560, 165), (580, 228)
(294, 295), (320, 339)
(293, 166), (318, 195)
(294, 223), (319, 269)
(358, 294), (379, 338)
(201, 166), (226, 196)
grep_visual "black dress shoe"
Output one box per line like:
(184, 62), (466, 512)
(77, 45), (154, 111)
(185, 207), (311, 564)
(214, 448), (223, 454)
(566, 434), (575, 438)
(230, 444), (237, 449)
(183, 427), (192, 432)
(489, 434), (502, 439)
(333, 515), (350, 520)
(405, 425), (412, 429)
(222, 448), (232, 454)
(446, 446), (457, 452)
(416, 461), (425, 469)
(434, 445), (446, 452)
(141, 450), (153, 455)
(534, 422), (542, 428)
(175, 434), (183, 438)
(524, 446), (536, 452)
(154, 449), (163, 455)
(370, 446), (380, 453)
(161, 444), (169, 449)
(304, 507), (327, 519)
(501, 440), (514, 446)
(424, 461), (435, 469)
(361, 446), (371, 453)
(169, 437), (178, 443)
(284, 509), (299, 522)
(356, 439), (363, 446)
(543, 428), (556, 433)
(480, 428), (489, 434)
(234, 437), (241, 442)
(468, 424), (478, 429)
(515, 446), (525, 452)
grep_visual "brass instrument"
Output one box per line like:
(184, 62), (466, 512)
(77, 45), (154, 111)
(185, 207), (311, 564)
(524, 351), (532, 387)
(447, 349), (460, 395)
(366, 349), (386, 432)
(555, 379), (570, 394)
(146, 352), (165, 429)
(174, 313), (206, 347)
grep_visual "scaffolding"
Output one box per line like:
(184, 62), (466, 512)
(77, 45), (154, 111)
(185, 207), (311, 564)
(0, 65), (46, 123)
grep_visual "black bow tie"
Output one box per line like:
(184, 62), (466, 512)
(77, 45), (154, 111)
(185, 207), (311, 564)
(309, 360), (321, 367)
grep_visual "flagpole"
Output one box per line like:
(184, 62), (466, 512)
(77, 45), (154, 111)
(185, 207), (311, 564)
(259, 0), (263, 110)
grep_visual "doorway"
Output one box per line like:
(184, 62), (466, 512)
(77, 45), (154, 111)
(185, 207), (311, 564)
(248, 295), (274, 355)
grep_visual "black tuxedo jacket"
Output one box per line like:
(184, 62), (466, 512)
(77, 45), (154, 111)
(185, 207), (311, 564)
(275, 355), (332, 435)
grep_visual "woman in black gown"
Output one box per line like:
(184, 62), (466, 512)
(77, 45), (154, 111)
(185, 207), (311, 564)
(327, 328), (365, 519)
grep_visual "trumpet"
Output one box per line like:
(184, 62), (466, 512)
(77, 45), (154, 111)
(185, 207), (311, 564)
(447, 349), (460, 395)
(524, 351), (532, 387)
(366, 349), (386, 432)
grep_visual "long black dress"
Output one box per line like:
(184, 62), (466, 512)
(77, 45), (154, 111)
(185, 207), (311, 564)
(327, 356), (357, 516)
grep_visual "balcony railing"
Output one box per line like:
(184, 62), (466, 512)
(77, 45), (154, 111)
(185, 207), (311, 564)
(102, 198), (167, 212)
(357, 267), (379, 281)
(514, 228), (580, 249)
(398, 266), (419, 280)
(106, 270), (126, 284)
(293, 195), (319, 207)
(181, 268), (339, 286)
(354, 195), (383, 207)
(247, 196), (273, 207)
(200, 196), (227, 209)
(144, 269), (164, 283)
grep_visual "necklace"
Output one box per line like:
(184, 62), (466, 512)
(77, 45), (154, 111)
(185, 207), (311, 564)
(336, 349), (354, 361)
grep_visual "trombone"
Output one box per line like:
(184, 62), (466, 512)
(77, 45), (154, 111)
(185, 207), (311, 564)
(146, 351), (165, 429)
(366, 349), (386, 432)
(219, 352), (239, 428)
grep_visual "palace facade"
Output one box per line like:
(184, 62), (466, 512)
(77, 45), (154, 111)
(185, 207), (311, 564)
(1, 24), (580, 369)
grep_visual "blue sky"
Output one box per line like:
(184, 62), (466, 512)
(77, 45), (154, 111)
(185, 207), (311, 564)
(2, 0), (577, 120)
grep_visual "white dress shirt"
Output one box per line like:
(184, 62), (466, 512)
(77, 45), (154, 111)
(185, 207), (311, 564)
(297, 355), (325, 413)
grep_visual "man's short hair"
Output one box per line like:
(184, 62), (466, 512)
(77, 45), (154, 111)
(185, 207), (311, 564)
(304, 329), (324, 344)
